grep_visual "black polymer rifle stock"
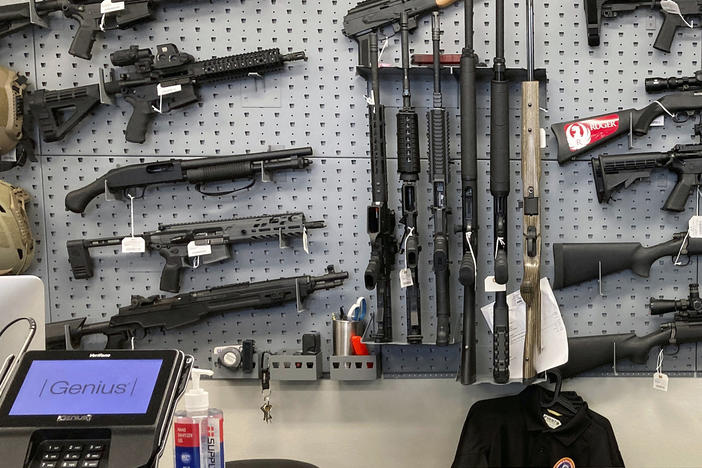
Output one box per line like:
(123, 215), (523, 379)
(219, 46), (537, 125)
(46, 266), (349, 350)
(520, 0), (542, 383)
(429, 12), (451, 346)
(0, 0), (202, 60)
(25, 43), (306, 144)
(591, 144), (702, 212)
(67, 213), (324, 293)
(458, 0), (478, 384)
(363, 32), (396, 343)
(397, 12), (422, 344)
(559, 284), (702, 377)
(490, 0), (511, 383)
(64, 147), (314, 214)
(342, 0), (459, 67)
(551, 91), (702, 164)
(584, 0), (702, 52)
(552, 232), (702, 289)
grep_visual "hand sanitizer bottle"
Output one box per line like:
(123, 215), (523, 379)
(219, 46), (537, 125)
(174, 368), (225, 468)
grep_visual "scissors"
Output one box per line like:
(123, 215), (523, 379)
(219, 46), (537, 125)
(347, 296), (367, 322)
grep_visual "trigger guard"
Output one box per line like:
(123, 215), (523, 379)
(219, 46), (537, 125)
(672, 111), (691, 124)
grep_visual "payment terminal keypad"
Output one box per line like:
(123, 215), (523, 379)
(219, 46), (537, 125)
(31, 439), (109, 468)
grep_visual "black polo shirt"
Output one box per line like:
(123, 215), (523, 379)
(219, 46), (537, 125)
(452, 386), (624, 468)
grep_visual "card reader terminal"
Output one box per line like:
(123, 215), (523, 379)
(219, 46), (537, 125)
(0, 349), (193, 468)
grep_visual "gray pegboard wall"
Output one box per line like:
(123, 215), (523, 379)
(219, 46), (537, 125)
(1, 0), (700, 379)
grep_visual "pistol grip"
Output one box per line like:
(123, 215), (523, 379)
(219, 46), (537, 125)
(68, 24), (99, 60)
(125, 96), (156, 144)
(654, 13), (685, 53)
(664, 173), (697, 212)
(159, 249), (185, 293)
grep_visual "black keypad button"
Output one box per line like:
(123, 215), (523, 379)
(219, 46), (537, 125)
(63, 453), (81, 461)
(43, 454), (60, 461)
(40, 462), (57, 468)
(87, 444), (104, 452)
(59, 462), (78, 468)
(47, 445), (63, 452)
(84, 453), (102, 460)
(67, 445), (83, 452)
(80, 462), (99, 468)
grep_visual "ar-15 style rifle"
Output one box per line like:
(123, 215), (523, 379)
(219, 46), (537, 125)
(0, 0), (209, 60)
(584, 0), (702, 52)
(25, 43), (306, 144)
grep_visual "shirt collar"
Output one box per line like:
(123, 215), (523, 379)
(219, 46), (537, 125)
(521, 385), (592, 446)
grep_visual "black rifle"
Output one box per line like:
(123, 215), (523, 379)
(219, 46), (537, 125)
(46, 266), (349, 350)
(552, 232), (702, 289)
(591, 144), (702, 212)
(0, 0), (199, 60)
(584, 0), (702, 52)
(429, 12), (451, 347)
(490, 0), (511, 383)
(363, 32), (396, 343)
(67, 213), (324, 293)
(397, 12), (422, 344)
(25, 43), (306, 144)
(559, 284), (702, 377)
(458, 0), (478, 384)
(646, 70), (702, 92)
(342, 0), (459, 67)
(65, 147), (314, 214)
(552, 92), (702, 164)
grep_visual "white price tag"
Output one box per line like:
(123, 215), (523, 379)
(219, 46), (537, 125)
(0, 148), (17, 162)
(653, 372), (669, 392)
(484, 276), (507, 292)
(689, 216), (702, 238)
(100, 0), (125, 14)
(157, 83), (183, 96)
(650, 115), (665, 127)
(539, 128), (547, 149)
(399, 267), (414, 288)
(303, 226), (310, 254)
(121, 236), (146, 253)
(187, 241), (212, 257)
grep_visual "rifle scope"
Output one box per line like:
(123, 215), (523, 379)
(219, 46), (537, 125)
(650, 284), (702, 315)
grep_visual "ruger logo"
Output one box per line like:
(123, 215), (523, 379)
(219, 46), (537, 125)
(564, 114), (619, 151)
(56, 415), (93, 422)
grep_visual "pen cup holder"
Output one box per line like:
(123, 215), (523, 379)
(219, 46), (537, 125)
(332, 319), (363, 356)
(329, 355), (379, 381)
(269, 353), (322, 381)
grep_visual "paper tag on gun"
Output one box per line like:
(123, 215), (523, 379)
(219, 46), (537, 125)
(653, 372), (669, 392)
(399, 267), (414, 288)
(480, 278), (569, 381)
(689, 216), (702, 238)
(650, 115), (665, 127)
(187, 241), (212, 257)
(157, 83), (182, 96)
(101, 0), (125, 14)
(122, 236), (146, 253)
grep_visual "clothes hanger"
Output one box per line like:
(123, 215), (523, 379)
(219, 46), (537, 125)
(540, 368), (579, 415)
